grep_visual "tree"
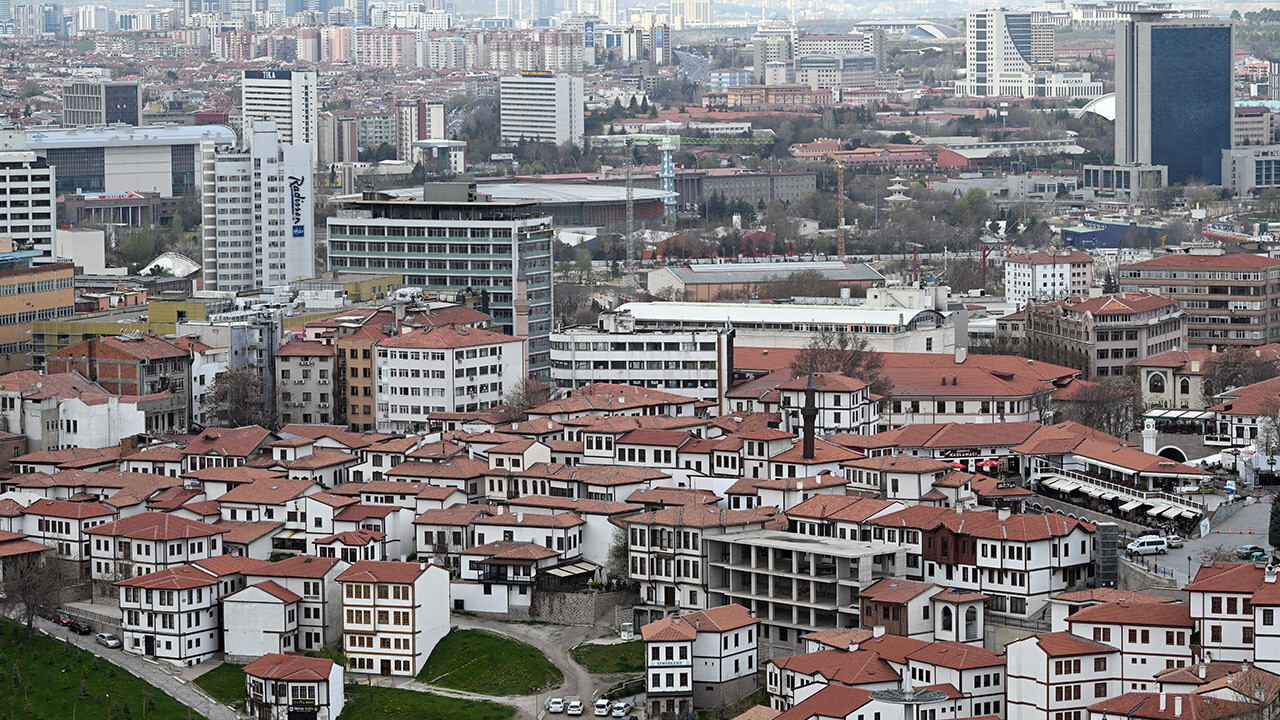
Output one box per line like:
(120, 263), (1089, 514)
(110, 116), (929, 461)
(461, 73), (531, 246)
(1270, 493), (1280, 549)
(1201, 347), (1280, 405)
(503, 376), (551, 418)
(206, 367), (273, 428)
(605, 527), (629, 581)
(1, 555), (69, 632)
(1102, 269), (1119, 294)
(789, 329), (890, 397)
(1057, 378), (1136, 438)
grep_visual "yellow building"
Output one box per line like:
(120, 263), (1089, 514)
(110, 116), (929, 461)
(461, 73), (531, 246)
(0, 262), (76, 372)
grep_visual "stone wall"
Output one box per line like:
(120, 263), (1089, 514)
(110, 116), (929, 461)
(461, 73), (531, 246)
(1119, 557), (1181, 594)
(1028, 495), (1153, 536)
(527, 589), (633, 626)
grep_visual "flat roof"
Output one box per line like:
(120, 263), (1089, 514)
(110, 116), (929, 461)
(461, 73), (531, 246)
(26, 124), (236, 150)
(616, 301), (940, 327)
(710, 529), (899, 558)
(337, 183), (676, 205)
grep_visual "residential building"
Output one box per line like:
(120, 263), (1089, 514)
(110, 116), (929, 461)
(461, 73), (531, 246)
(641, 604), (759, 716)
(222, 580), (305, 657)
(353, 28), (415, 67)
(392, 98), (445, 162)
(1006, 632), (1121, 720)
(240, 68), (318, 166)
(326, 183), (554, 377)
(44, 333), (192, 424)
(243, 654), (345, 720)
(1023, 293), (1186, 379)
(751, 22), (796, 83)
(1234, 106), (1272, 146)
(0, 131), (56, 264)
(1185, 562), (1263, 663)
(549, 318), (734, 411)
(317, 112), (359, 167)
(1115, 12), (1232, 184)
(375, 324), (525, 432)
(243, 554), (349, 652)
(1005, 251), (1096, 307)
(794, 54), (877, 90)
(1119, 250), (1280, 347)
(499, 72), (585, 145)
(336, 560), (450, 676)
(277, 341), (338, 426)
(85, 511), (225, 585)
(61, 78), (141, 126)
(200, 121), (314, 293)
(1065, 602), (1193, 690)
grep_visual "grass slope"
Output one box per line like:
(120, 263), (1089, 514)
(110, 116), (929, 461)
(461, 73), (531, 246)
(569, 641), (644, 674)
(418, 630), (562, 696)
(341, 683), (515, 720)
(193, 663), (245, 706)
(0, 620), (200, 720)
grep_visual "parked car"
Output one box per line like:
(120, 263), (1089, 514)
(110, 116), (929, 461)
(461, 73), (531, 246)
(547, 698), (565, 714)
(1164, 535), (1184, 548)
(51, 611), (73, 626)
(611, 702), (633, 718)
(567, 698), (583, 716)
(1237, 545), (1267, 560)
(1127, 536), (1168, 556)
(68, 621), (91, 635)
(95, 633), (121, 648)
(594, 699), (612, 716)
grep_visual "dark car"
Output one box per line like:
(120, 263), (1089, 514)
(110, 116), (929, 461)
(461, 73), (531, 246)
(68, 621), (91, 635)
(51, 611), (74, 626)
(1236, 545), (1267, 560)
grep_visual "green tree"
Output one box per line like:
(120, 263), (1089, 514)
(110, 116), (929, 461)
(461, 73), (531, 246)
(1102, 268), (1119, 294)
(1270, 491), (1280, 549)
(206, 367), (273, 428)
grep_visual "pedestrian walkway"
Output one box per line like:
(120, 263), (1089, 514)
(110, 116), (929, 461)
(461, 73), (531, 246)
(33, 617), (239, 720)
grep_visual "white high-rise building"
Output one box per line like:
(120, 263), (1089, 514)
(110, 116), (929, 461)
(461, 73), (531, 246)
(393, 99), (445, 162)
(0, 132), (56, 262)
(955, 7), (1103, 99)
(499, 72), (584, 146)
(240, 69), (318, 166)
(201, 121), (314, 293)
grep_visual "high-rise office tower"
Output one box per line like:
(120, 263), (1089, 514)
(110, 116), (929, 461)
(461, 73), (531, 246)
(959, 8), (1059, 97)
(499, 73), (584, 146)
(1115, 11), (1232, 185)
(201, 121), (314, 292)
(669, 0), (709, 28)
(393, 99), (445, 162)
(751, 21), (796, 83)
(62, 79), (142, 127)
(240, 69), (318, 167)
(0, 131), (57, 262)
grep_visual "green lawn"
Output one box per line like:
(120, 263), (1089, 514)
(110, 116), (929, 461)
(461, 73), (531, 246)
(418, 630), (562, 696)
(570, 641), (644, 674)
(193, 663), (244, 706)
(341, 683), (515, 720)
(0, 619), (201, 720)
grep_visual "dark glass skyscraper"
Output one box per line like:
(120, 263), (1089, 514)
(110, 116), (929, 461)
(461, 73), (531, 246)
(1115, 11), (1232, 185)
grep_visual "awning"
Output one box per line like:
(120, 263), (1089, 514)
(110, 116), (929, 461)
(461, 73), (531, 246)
(1100, 493), (1118, 501)
(1147, 505), (1171, 517)
(1060, 482), (1080, 493)
(1119, 500), (1144, 512)
(1043, 478), (1067, 490)
(543, 560), (600, 578)
(1181, 510), (1200, 519)
(1083, 487), (1104, 498)
(1161, 506), (1184, 519)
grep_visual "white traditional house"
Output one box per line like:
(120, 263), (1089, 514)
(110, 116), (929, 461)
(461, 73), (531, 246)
(242, 555), (349, 652)
(116, 561), (234, 667)
(86, 512), (225, 584)
(20, 498), (116, 569)
(1006, 632), (1120, 720)
(454, 540), (560, 614)
(1186, 562), (1264, 663)
(222, 581), (302, 659)
(1065, 601), (1194, 690)
(243, 654), (345, 720)
(336, 560), (451, 676)
(641, 604), (760, 717)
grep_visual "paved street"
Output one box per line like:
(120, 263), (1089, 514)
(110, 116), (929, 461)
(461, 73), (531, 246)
(676, 51), (710, 83)
(1135, 495), (1273, 585)
(30, 616), (239, 720)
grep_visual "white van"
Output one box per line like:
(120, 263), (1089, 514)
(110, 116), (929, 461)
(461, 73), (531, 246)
(1127, 536), (1169, 556)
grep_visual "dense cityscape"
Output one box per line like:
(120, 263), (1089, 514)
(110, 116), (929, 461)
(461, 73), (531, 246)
(1, 1), (1280, 720)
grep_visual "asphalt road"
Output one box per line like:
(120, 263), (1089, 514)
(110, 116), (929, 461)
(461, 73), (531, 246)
(676, 50), (710, 83)
(1137, 496), (1273, 585)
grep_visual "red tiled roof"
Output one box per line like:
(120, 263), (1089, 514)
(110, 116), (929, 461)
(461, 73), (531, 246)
(183, 426), (274, 457)
(773, 685), (873, 720)
(21, 498), (115, 519)
(641, 613), (696, 641)
(1066, 601), (1193, 628)
(1125, 252), (1280, 269)
(246, 555), (343, 579)
(336, 560), (430, 584)
(1031, 631), (1118, 657)
(243, 653), (334, 681)
(275, 341), (335, 357)
(85, 512), (224, 540)
(770, 649), (900, 686)
(116, 564), (218, 589)
(378, 324), (522, 349)
(899, 641), (999, 671)
(232, 580), (301, 603)
(798, 627), (874, 650)
(458, 541), (558, 561)
(1087, 693), (1254, 720)
(859, 578), (936, 604)
(1007, 250), (1094, 265)
(217, 520), (283, 544)
(413, 504), (494, 526)
(218, 479), (316, 505)
(1186, 562), (1266, 593)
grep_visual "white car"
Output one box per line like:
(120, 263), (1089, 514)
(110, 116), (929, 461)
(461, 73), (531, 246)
(611, 702), (633, 718)
(547, 698), (565, 714)
(1126, 536), (1168, 556)
(95, 633), (121, 648)
(1164, 535), (1185, 548)
(594, 699), (612, 716)
(567, 698), (584, 716)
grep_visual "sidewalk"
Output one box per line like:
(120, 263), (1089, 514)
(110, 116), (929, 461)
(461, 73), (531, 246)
(33, 617), (240, 720)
